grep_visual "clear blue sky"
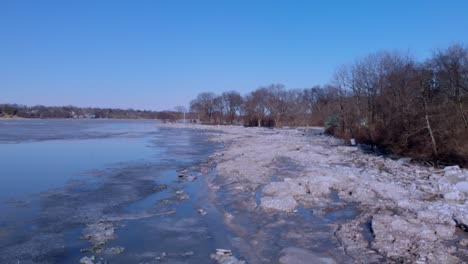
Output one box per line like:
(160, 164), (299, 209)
(1, 0), (467, 110)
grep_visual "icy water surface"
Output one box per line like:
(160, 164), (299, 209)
(0, 119), (230, 263)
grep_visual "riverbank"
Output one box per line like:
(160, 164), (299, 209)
(163, 123), (468, 263)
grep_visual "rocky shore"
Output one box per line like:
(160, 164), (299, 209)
(164, 123), (468, 263)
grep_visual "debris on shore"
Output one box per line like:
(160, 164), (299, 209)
(210, 249), (246, 264)
(81, 222), (116, 253)
(197, 208), (207, 216)
(164, 123), (468, 263)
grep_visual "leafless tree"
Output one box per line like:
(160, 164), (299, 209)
(174, 105), (187, 122)
(213, 96), (224, 124)
(433, 44), (468, 129)
(243, 87), (270, 127)
(221, 91), (243, 124)
(190, 92), (217, 123)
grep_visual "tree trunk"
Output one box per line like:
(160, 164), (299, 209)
(458, 101), (468, 129)
(275, 114), (280, 128)
(424, 100), (438, 158)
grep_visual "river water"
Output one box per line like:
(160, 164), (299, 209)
(0, 119), (231, 263)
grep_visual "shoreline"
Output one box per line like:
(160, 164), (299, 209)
(163, 123), (468, 263)
(0, 117), (158, 120)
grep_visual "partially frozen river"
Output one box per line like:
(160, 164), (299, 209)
(0, 119), (232, 263)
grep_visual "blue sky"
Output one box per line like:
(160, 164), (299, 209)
(1, 0), (467, 110)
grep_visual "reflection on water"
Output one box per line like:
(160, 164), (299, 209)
(0, 119), (229, 264)
(0, 119), (159, 143)
(0, 137), (157, 200)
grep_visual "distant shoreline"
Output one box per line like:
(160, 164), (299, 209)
(0, 104), (172, 120)
(0, 116), (159, 120)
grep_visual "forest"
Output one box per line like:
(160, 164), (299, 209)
(189, 44), (468, 165)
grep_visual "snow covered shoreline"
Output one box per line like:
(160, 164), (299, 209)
(161, 123), (468, 263)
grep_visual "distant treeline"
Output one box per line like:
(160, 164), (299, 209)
(0, 104), (180, 120)
(190, 43), (468, 165)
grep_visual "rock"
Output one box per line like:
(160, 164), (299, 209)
(443, 165), (463, 177)
(182, 251), (195, 257)
(197, 209), (207, 216)
(444, 191), (465, 201)
(224, 212), (234, 223)
(397, 157), (412, 164)
(439, 165), (465, 193)
(210, 249), (245, 264)
(455, 181), (468, 193)
(105, 246), (124, 254)
(417, 209), (454, 226)
(155, 252), (167, 260)
(80, 248), (92, 253)
(279, 247), (336, 264)
(261, 195), (298, 212)
(334, 218), (385, 263)
(179, 172), (197, 182)
(80, 256), (95, 264)
(444, 165), (461, 172)
(454, 217), (468, 232)
(368, 181), (410, 201)
(371, 213), (460, 263)
(187, 175), (198, 181)
(179, 194), (190, 200)
(216, 249), (232, 256)
(81, 222), (115, 253)
(460, 239), (468, 247)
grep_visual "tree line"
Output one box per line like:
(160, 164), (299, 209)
(0, 104), (161, 119)
(190, 44), (468, 165)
